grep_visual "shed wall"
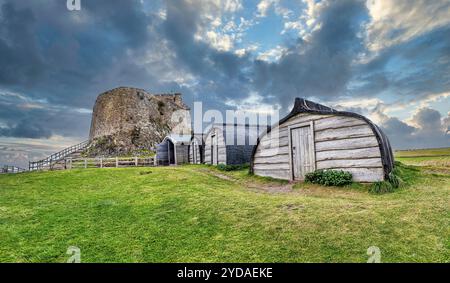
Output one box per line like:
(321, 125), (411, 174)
(253, 113), (384, 182)
(225, 145), (254, 165)
(204, 128), (227, 165)
(156, 139), (189, 165)
(189, 140), (202, 164)
(175, 145), (189, 164)
(156, 140), (172, 166)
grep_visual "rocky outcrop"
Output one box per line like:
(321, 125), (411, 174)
(87, 87), (190, 157)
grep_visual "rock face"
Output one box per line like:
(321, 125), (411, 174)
(87, 87), (190, 156)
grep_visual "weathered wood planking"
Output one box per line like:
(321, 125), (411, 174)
(314, 116), (367, 131)
(255, 146), (289, 157)
(280, 114), (330, 128)
(253, 163), (291, 170)
(315, 147), (381, 161)
(175, 145), (189, 164)
(258, 138), (289, 149)
(253, 168), (292, 180)
(258, 114), (336, 149)
(252, 111), (385, 182)
(204, 127), (227, 164)
(315, 136), (379, 152)
(316, 158), (382, 169)
(315, 125), (374, 142)
(253, 154), (290, 164)
(189, 142), (201, 164)
(333, 167), (384, 182)
(217, 152), (227, 164)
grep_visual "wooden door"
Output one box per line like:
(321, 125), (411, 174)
(193, 144), (197, 164)
(192, 140), (198, 164)
(211, 135), (218, 165)
(291, 126), (315, 180)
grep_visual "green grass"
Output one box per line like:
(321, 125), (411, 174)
(395, 147), (450, 169)
(0, 159), (449, 262)
(395, 147), (450, 157)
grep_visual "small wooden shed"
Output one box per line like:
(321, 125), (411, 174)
(189, 134), (204, 164)
(204, 123), (265, 165)
(250, 98), (394, 182)
(156, 134), (191, 165)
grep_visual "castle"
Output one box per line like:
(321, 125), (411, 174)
(87, 87), (191, 156)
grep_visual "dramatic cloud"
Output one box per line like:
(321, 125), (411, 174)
(253, 0), (368, 108)
(0, 90), (91, 139)
(379, 108), (450, 149)
(0, 0), (449, 166)
(366, 0), (450, 51)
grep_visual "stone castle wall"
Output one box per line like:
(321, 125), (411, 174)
(87, 87), (191, 156)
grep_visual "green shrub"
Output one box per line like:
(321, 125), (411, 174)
(304, 170), (353, 187)
(369, 165), (405, 194)
(388, 172), (400, 189)
(216, 164), (250, 171)
(369, 181), (394, 194)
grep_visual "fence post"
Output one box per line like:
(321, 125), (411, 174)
(135, 157), (138, 167)
(84, 159), (87, 169)
(116, 157), (119, 168)
(68, 158), (72, 170)
(100, 158), (103, 168)
(154, 156), (157, 166)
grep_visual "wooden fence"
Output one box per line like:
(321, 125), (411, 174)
(66, 156), (157, 169)
(29, 140), (89, 171)
(1, 166), (27, 174)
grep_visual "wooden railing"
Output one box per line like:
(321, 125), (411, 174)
(1, 165), (27, 174)
(66, 156), (157, 169)
(29, 140), (89, 171)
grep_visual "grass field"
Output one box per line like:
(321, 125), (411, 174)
(0, 150), (449, 263)
(395, 147), (450, 171)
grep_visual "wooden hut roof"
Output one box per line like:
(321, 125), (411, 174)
(204, 123), (268, 147)
(191, 133), (205, 145)
(162, 134), (192, 145)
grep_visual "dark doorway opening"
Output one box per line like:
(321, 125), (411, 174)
(167, 139), (175, 165)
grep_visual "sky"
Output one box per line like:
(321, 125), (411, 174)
(0, 0), (449, 168)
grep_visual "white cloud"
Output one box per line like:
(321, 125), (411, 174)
(365, 0), (450, 51)
(0, 90), (92, 114)
(221, 0), (243, 13)
(234, 44), (259, 57)
(415, 92), (450, 109)
(256, 0), (273, 17)
(225, 91), (281, 114)
(257, 0), (292, 19)
(281, 21), (302, 34)
(157, 8), (167, 20)
(191, 0), (255, 52)
(281, 0), (327, 38)
(0, 135), (84, 168)
(205, 30), (234, 51)
(257, 45), (287, 62)
(333, 97), (382, 109)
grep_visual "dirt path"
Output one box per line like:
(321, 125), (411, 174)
(199, 168), (236, 181)
(200, 168), (294, 193)
(245, 182), (294, 193)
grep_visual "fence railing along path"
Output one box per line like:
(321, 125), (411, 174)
(1, 165), (27, 174)
(29, 140), (89, 171)
(66, 156), (157, 169)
